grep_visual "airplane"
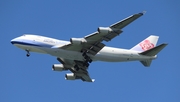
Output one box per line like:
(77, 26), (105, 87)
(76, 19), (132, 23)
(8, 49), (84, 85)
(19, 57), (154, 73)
(11, 11), (167, 82)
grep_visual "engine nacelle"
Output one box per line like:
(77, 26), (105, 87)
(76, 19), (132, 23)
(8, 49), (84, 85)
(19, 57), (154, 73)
(70, 38), (87, 45)
(97, 27), (113, 34)
(98, 27), (121, 35)
(52, 64), (67, 71)
(65, 73), (77, 80)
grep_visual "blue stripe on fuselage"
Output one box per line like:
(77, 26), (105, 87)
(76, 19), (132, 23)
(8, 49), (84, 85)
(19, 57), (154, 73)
(11, 40), (53, 48)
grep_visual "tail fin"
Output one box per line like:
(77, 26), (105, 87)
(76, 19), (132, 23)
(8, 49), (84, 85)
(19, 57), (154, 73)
(139, 43), (168, 67)
(130, 35), (159, 52)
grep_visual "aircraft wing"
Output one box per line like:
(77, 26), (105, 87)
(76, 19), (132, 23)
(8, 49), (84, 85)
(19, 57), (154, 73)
(56, 12), (145, 82)
(57, 58), (95, 82)
(61, 11), (145, 55)
(110, 11), (146, 29)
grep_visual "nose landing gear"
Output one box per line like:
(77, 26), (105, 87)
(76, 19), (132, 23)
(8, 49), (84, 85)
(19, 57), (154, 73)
(25, 50), (30, 57)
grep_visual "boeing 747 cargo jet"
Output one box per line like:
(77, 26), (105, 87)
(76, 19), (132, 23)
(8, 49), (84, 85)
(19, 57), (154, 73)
(11, 11), (167, 82)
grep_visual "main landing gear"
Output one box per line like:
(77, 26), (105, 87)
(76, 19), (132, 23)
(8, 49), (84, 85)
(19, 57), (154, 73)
(82, 52), (92, 63)
(25, 50), (30, 57)
(74, 65), (80, 71)
(82, 51), (92, 68)
(73, 51), (93, 72)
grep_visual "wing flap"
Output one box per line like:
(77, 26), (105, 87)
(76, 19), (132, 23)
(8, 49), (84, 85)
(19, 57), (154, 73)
(87, 43), (105, 55)
(81, 74), (95, 82)
(57, 57), (74, 65)
(103, 30), (123, 41)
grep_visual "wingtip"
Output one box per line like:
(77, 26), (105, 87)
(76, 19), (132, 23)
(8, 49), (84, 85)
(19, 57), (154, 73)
(163, 43), (168, 46)
(139, 11), (147, 15)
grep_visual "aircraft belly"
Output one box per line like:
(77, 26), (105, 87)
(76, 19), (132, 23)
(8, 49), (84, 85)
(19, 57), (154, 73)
(14, 44), (83, 60)
(14, 44), (47, 53)
(47, 49), (84, 61)
(94, 53), (128, 62)
(93, 48), (153, 62)
(94, 53), (153, 62)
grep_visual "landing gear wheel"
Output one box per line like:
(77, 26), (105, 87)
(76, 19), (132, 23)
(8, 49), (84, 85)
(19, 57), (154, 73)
(89, 59), (92, 63)
(82, 52), (86, 57)
(83, 63), (89, 67)
(82, 53), (92, 62)
(86, 63), (89, 67)
(25, 50), (30, 57)
(74, 65), (79, 71)
(26, 54), (30, 57)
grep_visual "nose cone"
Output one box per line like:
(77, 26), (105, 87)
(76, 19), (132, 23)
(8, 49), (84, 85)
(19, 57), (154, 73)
(11, 37), (22, 45)
(11, 38), (18, 44)
(11, 38), (16, 44)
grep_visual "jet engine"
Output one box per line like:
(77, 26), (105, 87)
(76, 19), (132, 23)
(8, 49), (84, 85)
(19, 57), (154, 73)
(52, 64), (67, 71)
(97, 27), (121, 35)
(70, 38), (87, 45)
(65, 73), (77, 80)
(97, 27), (113, 34)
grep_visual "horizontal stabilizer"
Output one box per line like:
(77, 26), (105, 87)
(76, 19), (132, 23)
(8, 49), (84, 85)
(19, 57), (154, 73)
(140, 60), (152, 67)
(140, 43), (168, 56)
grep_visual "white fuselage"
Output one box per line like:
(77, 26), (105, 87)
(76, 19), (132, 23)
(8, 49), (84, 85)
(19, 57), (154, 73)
(11, 35), (156, 62)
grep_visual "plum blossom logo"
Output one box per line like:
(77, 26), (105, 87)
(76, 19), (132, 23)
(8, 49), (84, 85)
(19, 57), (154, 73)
(139, 40), (154, 51)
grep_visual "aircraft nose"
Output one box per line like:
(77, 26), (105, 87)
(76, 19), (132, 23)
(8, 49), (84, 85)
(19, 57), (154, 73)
(11, 39), (15, 44)
(11, 37), (21, 45)
(11, 38), (18, 44)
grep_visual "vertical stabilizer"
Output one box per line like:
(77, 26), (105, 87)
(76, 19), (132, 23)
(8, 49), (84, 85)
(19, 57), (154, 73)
(130, 35), (159, 52)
